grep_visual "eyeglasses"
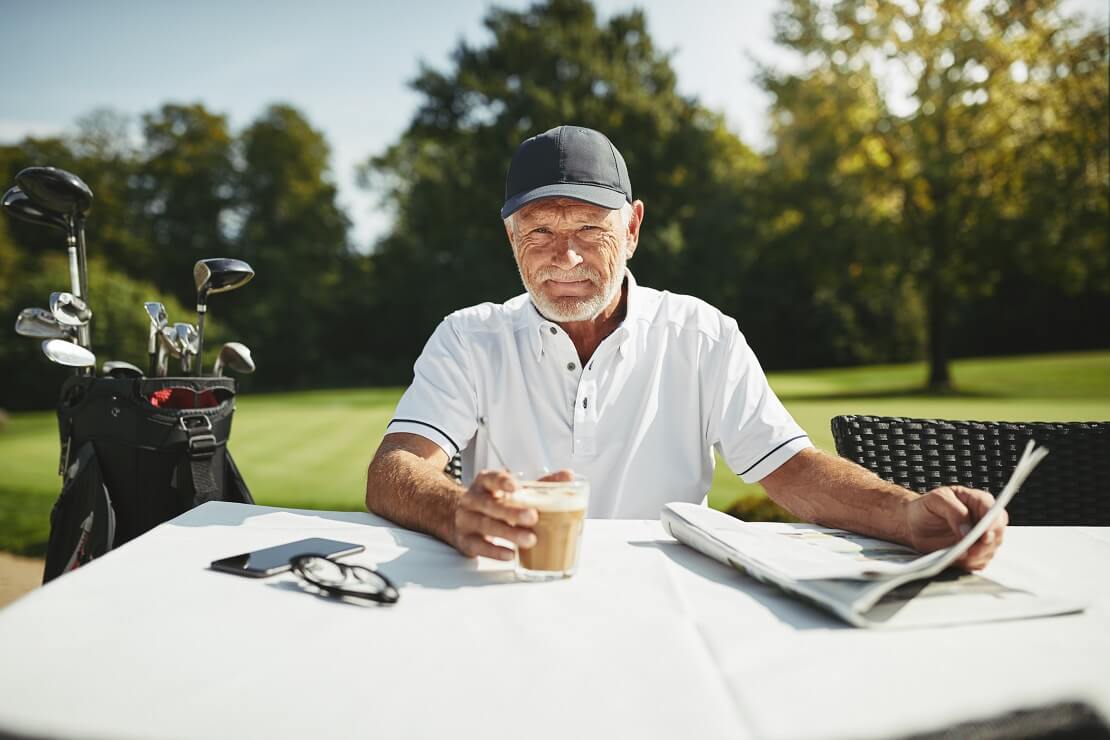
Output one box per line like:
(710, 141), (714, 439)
(290, 555), (400, 604)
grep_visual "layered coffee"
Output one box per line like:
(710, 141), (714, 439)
(511, 480), (589, 580)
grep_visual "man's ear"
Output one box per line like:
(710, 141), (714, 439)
(626, 200), (645, 258)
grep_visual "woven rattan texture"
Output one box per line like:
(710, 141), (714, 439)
(831, 416), (1110, 526)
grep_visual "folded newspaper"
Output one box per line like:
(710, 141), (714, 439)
(662, 441), (1086, 629)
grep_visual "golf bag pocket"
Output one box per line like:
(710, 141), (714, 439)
(44, 441), (117, 583)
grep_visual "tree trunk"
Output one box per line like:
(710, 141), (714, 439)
(926, 277), (952, 392)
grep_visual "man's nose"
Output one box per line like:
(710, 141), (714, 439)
(550, 238), (584, 269)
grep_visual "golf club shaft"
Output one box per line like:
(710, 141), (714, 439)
(75, 216), (90, 313)
(148, 339), (158, 377)
(66, 237), (92, 373)
(196, 307), (206, 377)
(155, 342), (168, 377)
(75, 218), (92, 375)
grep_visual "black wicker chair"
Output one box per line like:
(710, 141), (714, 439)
(830, 416), (1110, 526)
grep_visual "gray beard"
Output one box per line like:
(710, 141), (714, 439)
(520, 251), (628, 323)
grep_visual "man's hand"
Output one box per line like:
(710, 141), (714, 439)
(450, 469), (575, 560)
(905, 486), (1008, 570)
(452, 470), (537, 560)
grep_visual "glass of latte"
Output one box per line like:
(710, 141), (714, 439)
(511, 477), (589, 581)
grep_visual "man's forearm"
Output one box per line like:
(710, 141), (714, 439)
(760, 448), (919, 546)
(365, 445), (463, 545)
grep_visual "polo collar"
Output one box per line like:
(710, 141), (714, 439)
(524, 269), (642, 362)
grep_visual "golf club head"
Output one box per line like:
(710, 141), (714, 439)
(1, 186), (70, 232)
(156, 325), (179, 377)
(173, 322), (198, 374)
(15, 166), (93, 216)
(15, 307), (73, 339)
(193, 258), (254, 304)
(101, 360), (143, 378)
(144, 301), (168, 351)
(213, 342), (256, 376)
(173, 322), (199, 353)
(49, 291), (93, 326)
(41, 338), (95, 368)
(158, 326), (181, 360)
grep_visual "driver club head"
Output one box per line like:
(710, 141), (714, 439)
(15, 166), (93, 216)
(101, 360), (143, 378)
(41, 338), (95, 368)
(213, 342), (255, 377)
(15, 307), (74, 339)
(49, 291), (92, 326)
(193, 258), (255, 303)
(1, 186), (70, 232)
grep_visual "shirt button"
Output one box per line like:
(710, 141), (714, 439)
(567, 362), (576, 371)
(549, 327), (557, 335)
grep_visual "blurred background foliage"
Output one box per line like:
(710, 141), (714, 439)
(1, 0), (1106, 409)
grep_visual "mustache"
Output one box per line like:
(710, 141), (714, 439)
(531, 266), (601, 284)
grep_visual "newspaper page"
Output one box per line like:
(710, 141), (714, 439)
(662, 442), (1086, 628)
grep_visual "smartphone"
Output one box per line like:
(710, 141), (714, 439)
(210, 538), (365, 578)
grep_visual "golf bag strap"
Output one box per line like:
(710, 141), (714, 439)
(181, 414), (220, 507)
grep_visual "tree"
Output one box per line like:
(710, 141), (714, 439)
(234, 104), (353, 387)
(361, 0), (762, 370)
(132, 104), (238, 304)
(766, 0), (1109, 389)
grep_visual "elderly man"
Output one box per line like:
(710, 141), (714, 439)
(365, 125), (1006, 568)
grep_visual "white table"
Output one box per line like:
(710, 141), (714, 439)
(0, 502), (1107, 740)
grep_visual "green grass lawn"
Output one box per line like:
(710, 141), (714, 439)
(1, 351), (1108, 555)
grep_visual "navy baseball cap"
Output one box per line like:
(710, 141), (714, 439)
(501, 125), (633, 219)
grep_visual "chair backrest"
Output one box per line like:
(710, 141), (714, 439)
(830, 415), (1110, 526)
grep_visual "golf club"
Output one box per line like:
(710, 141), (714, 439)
(212, 342), (255, 377)
(144, 302), (168, 377)
(2, 186), (91, 356)
(15, 307), (76, 340)
(16, 167), (93, 310)
(49, 291), (92, 328)
(2, 186), (70, 232)
(157, 325), (180, 377)
(173, 322), (199, 375)
(192, 258), (254, 376)
(41, 338), (95, 369)
(102, 360), (143, 379)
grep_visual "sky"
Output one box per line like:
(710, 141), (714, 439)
(2, 0), (1106, 250)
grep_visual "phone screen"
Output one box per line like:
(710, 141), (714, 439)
(210, 538), (365, 577)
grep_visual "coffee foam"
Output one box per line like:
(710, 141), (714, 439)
(511, 486), (587, 511)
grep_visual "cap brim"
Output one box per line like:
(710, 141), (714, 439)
(500, 183), (628, 219)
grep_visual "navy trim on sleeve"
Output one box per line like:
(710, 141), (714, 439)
(738, 435), (809, 476)
(387, 418), (461, 455)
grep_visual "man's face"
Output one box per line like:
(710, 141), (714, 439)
(507, 197), (639, 323)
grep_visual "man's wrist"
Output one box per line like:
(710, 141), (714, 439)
(891, 487), (920, 547)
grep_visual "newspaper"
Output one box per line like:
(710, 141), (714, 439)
(662, 442), (1087, 628)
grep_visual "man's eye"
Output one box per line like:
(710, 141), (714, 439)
(531, 227), (551, 235)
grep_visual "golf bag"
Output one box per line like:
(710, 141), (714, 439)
(43, 375), (253, 583)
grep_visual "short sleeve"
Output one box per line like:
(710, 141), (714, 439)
(707, 320), (812, 483)
(387, 318), (478, 459)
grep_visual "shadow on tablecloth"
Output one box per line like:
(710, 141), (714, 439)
(900, 701), (1109, 740)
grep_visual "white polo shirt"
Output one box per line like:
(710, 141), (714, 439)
(387, 272), (812, 519)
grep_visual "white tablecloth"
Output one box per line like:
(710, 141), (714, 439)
(0, 502), (1107, 740)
